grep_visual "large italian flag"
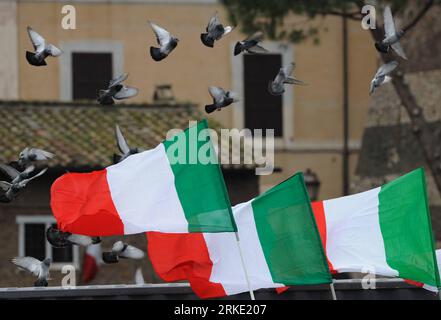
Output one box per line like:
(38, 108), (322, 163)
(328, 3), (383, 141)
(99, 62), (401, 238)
(312, 168), (440, 288)
(50, 120), (236, 236)
(147, 173), (332, 298)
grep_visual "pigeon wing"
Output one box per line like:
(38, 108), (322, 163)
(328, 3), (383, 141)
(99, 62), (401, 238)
(113, 86), (139, 100)
(0, 181), (11, 192)
(149, 22), (172, 47)
(27, 27), (45, 53)
(115, 124), (131, 155)
(109, 73), (129, 88)
(21, 167), (48, 185)
(285, 77), (307, 85)
(67, 234), (93, 247)
(46, 44), (63, 57)
(207, 12), (221, 33)
(12, 257), (42, 277)
(376, 61), (399, 77)
(0, 163), (20, 180)
(391, 42), (408, 60)
(244, 31), (264, 42)
(33, 149), (55, 161)
(223, 26), (234, 36)
(247, 44), (269, 54)
(283, 63), (295, 77)
(383, 6), (397, 38)
(208, 86), (226, 103)
(119, 245), (145, 259)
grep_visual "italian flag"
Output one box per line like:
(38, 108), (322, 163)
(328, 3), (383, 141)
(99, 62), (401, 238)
(147, 173), (332, 299)
(50, 120), (236, 236)
(312, 168), (440, 288)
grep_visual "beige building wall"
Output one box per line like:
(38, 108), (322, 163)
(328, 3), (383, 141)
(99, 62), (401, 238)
(14, 1), (377, 199)
(0, 0), (18, 99)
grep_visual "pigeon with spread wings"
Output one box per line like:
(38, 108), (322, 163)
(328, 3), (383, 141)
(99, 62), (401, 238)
(268, 63), (306, 96)
(205, 86), (239, 114)
(375, 6), (408, 60)
(97, 73), (138, 105)
(234, 31), (269, 56)
(201, 12), (234, 48)
(12, 257), (51, 287)
(26, 26), (63, 66)
(149, 21), (179, 61)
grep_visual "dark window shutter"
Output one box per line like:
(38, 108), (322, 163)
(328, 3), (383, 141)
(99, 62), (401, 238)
(72, 52), (113, 100)
(243, 54), (283, 137)
(24, 223), (46, 261)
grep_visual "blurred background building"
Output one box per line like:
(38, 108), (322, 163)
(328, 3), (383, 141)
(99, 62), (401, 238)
(0, 0), (438, 287)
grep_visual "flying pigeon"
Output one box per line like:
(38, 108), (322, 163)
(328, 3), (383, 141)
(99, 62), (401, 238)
(97, 73), (138, 105)
(268, 63), (306, 96)
(12, 257), (51, 287)
(370, 60), (399, 94)
(114, 125), (141, 163)
(375, 6), (408, 60)
(234, 31), (269, 56)
(102, 241), (145, 264)
(205, 86), (239, 114)
(0, 166), (47, 202)
(18, 148), (54, 168)
(200, 12), (233, 48)
(46, 226), (101, 248)
(26, 26), (63, 66)
(148, 21), (179, 61)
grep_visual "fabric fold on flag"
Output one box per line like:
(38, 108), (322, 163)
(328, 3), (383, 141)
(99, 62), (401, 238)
(147, 173), (332, 298)
(311, 168), (440, 289)
(50, 119), (236, 236)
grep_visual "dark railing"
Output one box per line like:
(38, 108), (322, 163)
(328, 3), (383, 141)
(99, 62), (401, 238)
(0, 279), (438, 300)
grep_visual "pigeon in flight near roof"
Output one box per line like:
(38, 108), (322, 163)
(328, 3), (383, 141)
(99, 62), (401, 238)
(205, 86), (239, 114)
(200, 12), (234, 48)
(268, 63), (306, 96)
(26, 26), (63, 66)
(97, 73), (138, 105)
(375, 6), (408, 60)
(233, 31), (269, 56)
(18, 147), (54, 168)
(0, 165), (47, 202)
(12, 257), (51, 287)
(370, 60), (399, 95)
(114, 125), (141, 163)
(148, 21), (179, 61)
(102, 241), (145, 264)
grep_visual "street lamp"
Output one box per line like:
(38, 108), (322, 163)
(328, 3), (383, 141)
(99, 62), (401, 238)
(304, 168), (321, 201)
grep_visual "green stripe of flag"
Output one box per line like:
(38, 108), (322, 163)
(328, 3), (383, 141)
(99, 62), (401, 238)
(163, 119), (237, 233)
(379, 168), (440, 287)
(251, 173), (332, 285)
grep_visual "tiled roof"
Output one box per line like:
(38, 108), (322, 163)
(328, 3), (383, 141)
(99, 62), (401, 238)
(0, 100), (253, 170)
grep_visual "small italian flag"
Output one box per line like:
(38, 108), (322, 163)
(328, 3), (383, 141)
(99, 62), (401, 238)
(312, 168), (440, 289)
(50, 120), (236, 236)
(147, 173), (332, 298)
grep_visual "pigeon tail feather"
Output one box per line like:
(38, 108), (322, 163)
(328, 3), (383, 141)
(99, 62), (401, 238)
(200, 33), (215, 48)
(150, 47), (167, 61)
(205, 104), (217, 114)
(233, 42), (243, 56)
(26, 51), (47, 66)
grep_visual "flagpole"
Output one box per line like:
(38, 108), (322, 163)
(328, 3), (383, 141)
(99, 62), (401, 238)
(235, 232), (255, 300)
(330, 280), (337, 300)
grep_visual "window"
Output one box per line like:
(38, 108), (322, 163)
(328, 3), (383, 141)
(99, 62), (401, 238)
(16, 216), (79, 270)
(72, 53), (113, 100)
(59, 41), (124, 101)
(231, 42), (294, 148)
(243, 54), (283, 137)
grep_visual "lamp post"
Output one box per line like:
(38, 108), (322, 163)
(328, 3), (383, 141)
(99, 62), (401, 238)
(304, 168), (321, 201)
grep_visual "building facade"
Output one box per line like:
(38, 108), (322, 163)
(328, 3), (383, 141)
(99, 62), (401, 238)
(0, 0), (379, 287)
